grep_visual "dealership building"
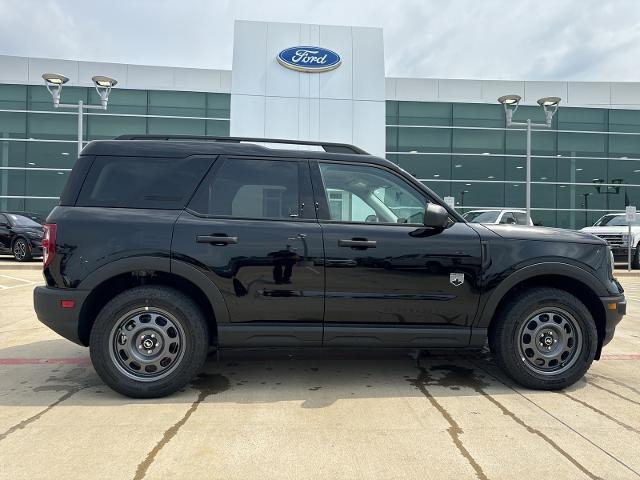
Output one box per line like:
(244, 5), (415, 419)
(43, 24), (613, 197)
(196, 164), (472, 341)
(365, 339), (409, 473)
(1, 20), (640, 228)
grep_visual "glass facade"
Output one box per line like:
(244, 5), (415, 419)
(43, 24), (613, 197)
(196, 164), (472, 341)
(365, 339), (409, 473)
(0, 84), (230, 215)
(3, 81), (640, 229)
(386, 101), (640, 228)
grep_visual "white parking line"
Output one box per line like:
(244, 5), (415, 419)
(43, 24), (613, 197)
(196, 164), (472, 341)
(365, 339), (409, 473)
(0, 273), (35, 283)
(0, 282), (38, 291)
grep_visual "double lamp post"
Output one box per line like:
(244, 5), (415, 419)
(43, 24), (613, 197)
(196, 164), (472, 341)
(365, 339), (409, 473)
(497, 94), (561, 225)
(42, 73), (118, 157)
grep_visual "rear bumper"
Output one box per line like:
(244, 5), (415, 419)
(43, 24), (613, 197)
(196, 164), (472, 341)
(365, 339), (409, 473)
(599, 294), (626, 347)
(33, 286), (90, 346)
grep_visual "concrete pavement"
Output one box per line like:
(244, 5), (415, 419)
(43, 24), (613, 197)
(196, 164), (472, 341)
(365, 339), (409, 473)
(0, 266), (638, 480)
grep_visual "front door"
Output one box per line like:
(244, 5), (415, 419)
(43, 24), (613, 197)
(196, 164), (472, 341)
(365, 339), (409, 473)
(172, 156), (324, 347)
(312, 161), (482, 347)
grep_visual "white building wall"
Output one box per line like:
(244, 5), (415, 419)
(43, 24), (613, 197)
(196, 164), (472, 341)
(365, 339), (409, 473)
(386, 77), (640, 109)
(2, 53), (640, 112)
(0, 55), (229, 93)
(230, 21), (386, 157)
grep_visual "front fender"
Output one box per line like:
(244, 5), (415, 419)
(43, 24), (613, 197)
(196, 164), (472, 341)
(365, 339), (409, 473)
(474, 261), (609, 328)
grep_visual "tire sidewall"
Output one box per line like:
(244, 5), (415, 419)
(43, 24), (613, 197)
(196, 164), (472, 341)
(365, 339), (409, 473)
(497, 290), (598, 389)
(90, 287), (208, 398)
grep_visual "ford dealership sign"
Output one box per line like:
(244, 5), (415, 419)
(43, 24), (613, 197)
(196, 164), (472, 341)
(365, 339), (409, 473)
(277, 46), (341, 72)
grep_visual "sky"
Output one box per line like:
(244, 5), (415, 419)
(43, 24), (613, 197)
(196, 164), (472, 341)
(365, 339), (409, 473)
(0, 0), (639, 81)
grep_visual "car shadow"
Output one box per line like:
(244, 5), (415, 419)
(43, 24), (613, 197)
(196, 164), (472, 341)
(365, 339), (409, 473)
(0, 339), (585, 407)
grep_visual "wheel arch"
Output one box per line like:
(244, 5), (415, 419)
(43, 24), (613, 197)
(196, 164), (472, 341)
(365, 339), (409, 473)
(77, 257), (229, 347)
(11, 235), (27, 249)
(480, 263), (608, 358)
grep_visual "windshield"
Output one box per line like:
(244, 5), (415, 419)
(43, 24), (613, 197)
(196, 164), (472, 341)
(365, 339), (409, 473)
(463, 211), (500, 223)
(593, 214), (640, 227)
(7, 214), (42, 227)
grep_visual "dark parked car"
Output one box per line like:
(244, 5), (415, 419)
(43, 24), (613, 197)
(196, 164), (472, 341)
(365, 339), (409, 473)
(34, 135), (626, 398)
(0, 212), (43, 261)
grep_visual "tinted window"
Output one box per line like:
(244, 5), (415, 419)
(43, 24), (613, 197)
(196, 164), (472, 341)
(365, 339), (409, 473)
(189, 158), (301, 219)
(464, 211), (500, 223)
(594, 214), (640, 226)
(318, 163), (425, 224)
(499, 212), (516, 224)
(77, 156), (212, 209)
(7, 214), (41, 227)
(514, 212), (528, 225)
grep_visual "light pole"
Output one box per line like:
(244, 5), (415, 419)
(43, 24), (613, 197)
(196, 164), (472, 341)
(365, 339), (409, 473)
(459, 189), (469, 208)
(42, 73), (118, 157)
(498, 94), (561, 224)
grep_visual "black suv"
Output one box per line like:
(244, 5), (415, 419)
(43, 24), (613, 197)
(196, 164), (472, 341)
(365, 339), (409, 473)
(34, 135), (626, 398)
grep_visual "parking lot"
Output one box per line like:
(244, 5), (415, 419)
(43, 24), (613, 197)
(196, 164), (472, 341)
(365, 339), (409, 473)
(0, 262), (638, 480)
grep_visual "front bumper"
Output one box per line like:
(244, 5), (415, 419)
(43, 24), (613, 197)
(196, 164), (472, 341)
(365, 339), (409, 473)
(27, 238), (43, 256)
(611, 246), (635, 259)
(599, 294), (626, 347)
(33, 286), (90, 346)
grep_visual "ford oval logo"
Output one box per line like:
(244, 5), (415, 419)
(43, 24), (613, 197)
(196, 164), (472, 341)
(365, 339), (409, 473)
(277, 46), (341, 73)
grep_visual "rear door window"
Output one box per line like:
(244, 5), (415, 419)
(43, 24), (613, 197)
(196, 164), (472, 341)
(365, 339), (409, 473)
(500, 212), (516, 224)
(77, 156), (214, 209)
(188, 157), (308, 220)
(514, 212), (528, 225)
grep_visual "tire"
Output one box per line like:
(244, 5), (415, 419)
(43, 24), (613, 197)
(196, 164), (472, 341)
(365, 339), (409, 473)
(490, 287), (598, 390)
(90, 286), (209, 398)
(12, 238), (32, 262)
(632, 245), (640, 269)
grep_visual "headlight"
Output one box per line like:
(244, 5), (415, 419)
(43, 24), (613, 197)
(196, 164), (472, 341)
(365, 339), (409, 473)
(609, 247), (615, 278)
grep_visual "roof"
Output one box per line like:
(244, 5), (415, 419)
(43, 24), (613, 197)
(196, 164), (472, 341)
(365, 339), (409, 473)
(80, 138), (393, 167)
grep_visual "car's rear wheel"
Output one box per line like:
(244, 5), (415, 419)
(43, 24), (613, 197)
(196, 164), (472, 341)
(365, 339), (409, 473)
(12, 238), (32, 262)
(490, 287), (598, 390)
(90, 286), (209, 398)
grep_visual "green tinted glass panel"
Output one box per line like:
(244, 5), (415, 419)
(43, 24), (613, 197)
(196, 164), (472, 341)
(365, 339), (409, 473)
(148, 91), (206, 117)
(0, 84), (27, 109)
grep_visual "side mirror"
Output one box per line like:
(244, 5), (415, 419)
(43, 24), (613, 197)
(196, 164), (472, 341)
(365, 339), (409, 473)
(424, 203), (449, 228)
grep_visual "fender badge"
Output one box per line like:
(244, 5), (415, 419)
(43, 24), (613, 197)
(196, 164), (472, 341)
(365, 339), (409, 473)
(450, 273), (464, 287)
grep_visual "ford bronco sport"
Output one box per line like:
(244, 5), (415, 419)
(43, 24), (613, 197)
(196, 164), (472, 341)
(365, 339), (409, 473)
(34, 135), (626, 398)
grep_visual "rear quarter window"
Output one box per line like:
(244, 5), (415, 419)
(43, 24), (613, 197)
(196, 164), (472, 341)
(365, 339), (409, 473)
(77, 155), (214, 209)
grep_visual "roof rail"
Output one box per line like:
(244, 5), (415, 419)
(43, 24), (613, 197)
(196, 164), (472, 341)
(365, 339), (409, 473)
(114, 134), (369, 155)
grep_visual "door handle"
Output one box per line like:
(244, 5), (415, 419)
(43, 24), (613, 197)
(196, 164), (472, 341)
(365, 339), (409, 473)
(338, 239), (377, 249)
(196, 235), (238, 245)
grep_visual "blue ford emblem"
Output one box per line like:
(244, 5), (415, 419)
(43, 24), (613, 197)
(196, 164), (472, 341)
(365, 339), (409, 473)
(277, 46), (341, 72)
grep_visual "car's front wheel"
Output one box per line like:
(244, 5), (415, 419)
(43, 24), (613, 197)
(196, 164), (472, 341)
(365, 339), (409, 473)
(12, 238), (32, 262)
(490, 287), (598, 390)
(90, 286), (209, 398)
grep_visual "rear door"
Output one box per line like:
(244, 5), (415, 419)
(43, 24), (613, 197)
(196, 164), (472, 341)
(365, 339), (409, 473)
(172, 156), (324, 347)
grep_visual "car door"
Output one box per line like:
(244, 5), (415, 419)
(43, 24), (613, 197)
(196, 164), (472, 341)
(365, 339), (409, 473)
(311, 160), (482, 348)
(0, 214), (11, 253)
(172, 156), (324, 347)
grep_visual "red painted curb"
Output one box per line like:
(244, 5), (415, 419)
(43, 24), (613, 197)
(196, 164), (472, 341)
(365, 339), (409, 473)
(0, 357), (91, 365)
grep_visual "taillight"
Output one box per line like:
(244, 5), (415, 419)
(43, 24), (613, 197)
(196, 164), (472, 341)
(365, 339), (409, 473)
(42, 224), (57, 269)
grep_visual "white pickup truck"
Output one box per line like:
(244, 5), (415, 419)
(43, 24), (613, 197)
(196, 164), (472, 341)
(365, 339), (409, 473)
(581, 212), (640, 268)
